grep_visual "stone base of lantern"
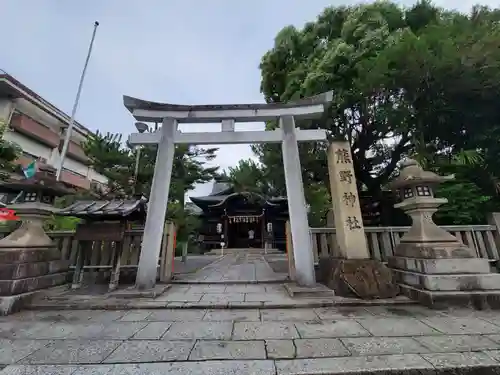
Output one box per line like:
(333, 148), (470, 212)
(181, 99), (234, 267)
(389, 254), (500, 309)
(0, 247), (69, 316)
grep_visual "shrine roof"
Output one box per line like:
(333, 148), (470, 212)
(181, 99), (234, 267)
(58, 198), (147, 221)
(190, 192), (286, 210)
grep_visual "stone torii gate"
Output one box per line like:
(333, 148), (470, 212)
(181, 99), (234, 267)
(124, 92), (333, 289)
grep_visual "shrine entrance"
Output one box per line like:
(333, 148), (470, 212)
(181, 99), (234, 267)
(125, 92), (333, 289)
(227, 214), (263, 248)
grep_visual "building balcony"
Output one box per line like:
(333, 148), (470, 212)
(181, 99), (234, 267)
(9, 113), (59, 148)
(59, 169), (90, 190)
(59, 139), (90, 164)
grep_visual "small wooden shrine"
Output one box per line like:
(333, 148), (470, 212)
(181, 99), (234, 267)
(58, 198), (147, 291)
(190, 183), (288, 250)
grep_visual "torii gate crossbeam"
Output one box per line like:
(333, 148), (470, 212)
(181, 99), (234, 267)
(124, 92), (332, 289)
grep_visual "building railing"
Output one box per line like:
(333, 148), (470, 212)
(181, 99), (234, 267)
(309, 224), (500, 264)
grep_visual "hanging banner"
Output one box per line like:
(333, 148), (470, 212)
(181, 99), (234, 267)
(228, 215), (262, 224)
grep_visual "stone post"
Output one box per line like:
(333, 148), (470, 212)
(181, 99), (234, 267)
(136, 118), (177, 290)
(285, 220), (296, 281)
(327, 141), (369, 259)
(159, 222), (176, 282)
(388, 159), (500, 309)
(280, 116), (316, 287)
(319, 141), (397, 299)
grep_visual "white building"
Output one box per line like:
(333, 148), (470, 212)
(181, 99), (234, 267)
(0, 71), (107, 191)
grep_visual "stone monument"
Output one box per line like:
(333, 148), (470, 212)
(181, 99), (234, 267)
(389, 159), (500, 308)
(319, 141), (398, 299)
(0, 163), (73, 315)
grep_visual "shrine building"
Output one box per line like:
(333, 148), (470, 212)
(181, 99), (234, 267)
(190, 183), (289, 251)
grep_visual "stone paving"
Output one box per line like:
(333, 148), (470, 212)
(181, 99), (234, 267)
(3, 306), (500, 373)
(4, 253), (500, 373)
(175, 252), (288, 283)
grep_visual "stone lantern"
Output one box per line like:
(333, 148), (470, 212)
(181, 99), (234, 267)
(0, 163), (74, 315)
(388, 158), (500, 309)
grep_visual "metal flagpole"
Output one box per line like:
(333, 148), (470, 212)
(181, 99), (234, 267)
(56, 21), (100, 181)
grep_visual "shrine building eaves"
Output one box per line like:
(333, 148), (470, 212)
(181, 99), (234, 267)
(123, 91), (334, 123)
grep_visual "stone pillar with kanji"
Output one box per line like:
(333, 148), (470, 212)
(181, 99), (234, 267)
(318, 141), (398, 299)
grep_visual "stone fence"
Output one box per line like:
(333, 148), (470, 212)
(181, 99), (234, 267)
(2, 220), (499, 274)
(309, 223), (500, 265)
(0, 224), (176, 281)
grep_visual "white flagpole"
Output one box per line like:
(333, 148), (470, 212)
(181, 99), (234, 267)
(56, 21), (100, 181)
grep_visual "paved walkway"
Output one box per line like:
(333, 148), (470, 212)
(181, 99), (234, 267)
(175, 252), (288, 283)
(3, 306), (500, 373)
(4, 253), (500, 373)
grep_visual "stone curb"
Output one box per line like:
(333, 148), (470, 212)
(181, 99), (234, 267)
(170, 279), (288, 285)
(28, 296), (417, 311)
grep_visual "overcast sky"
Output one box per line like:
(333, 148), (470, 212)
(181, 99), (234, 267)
(0, 0), (491, 198)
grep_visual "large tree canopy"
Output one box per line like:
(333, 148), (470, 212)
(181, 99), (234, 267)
(255, 1), (500, 212)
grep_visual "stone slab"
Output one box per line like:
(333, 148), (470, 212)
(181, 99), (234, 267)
(72, 360), (277, 375)
(295, 338), (350, 358)
(356, 318), (440, 336)
(314, 307), (374, 320)
(158, 292), (203, 302)
(421, 317), (500, 335)
(265, 340), (296, 359)
(0, 248), (60, 264)
(146, 309), (207, 321)
(283, 283), (335, 299)
(162, 322), (233, 340)
(275, 354), (433, 374)
(110, 284), (171, 299)
(0, 260), (68, 280)
(0, 290), (40, 316)
(399, 283), (500, 309)
(233, 322), (299, 340)
(260, 308), (319, 322)
(394, 268), (500, 291)
(103, 340), (194, 363)
(394, 241), (476, 259)
(295, 320), (370, 338)
(203, 309), (260, 322)
(131, 322), (172, 339)
(341, 337), (429, 356)
(414, 334), (500, 352)
(0, 365), (77, 375)
(189, 340), (266, 360)
(5, 322), (146, 340)
(0, 272), (67, 296)
(0, 339), (51, 364)
(117, 310), (153, 322)
(200, 293), (245, 302)
(19, 340), (121, 364)
(389, 256), (491, 274)
(422, 351), (498, 369)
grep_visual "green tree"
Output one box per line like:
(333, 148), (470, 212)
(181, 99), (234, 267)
(0, 120), (22, 180)
(256, 1), (500, 209)
(83, 131), (219, 243)
(218, 159), (274, 195)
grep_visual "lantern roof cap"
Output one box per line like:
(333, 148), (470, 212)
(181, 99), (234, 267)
(389, 158), (454, 190)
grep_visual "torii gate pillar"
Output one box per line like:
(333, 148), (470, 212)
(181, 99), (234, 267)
(124, 92), (333, 289)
